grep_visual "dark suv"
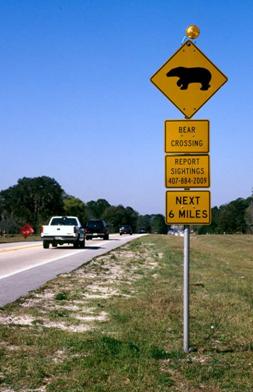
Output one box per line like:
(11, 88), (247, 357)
(119, 225), (133, 235)
(85, 219), (109, 240)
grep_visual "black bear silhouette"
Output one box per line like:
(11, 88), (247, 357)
(166, 67), (211, 90)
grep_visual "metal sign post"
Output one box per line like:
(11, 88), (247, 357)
(183, 224), (190, 352)
(150, 24), (227, 353)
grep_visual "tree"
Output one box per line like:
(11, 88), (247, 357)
(102, 205), (139, 232)
(196, 206), (219, 234)
(217, 198), (249, 233)
(123, 206), (139, 232)
(196, 196), (252, 234)
(245, 197), (253, 233)
(63, 196), (87, 226)
(0, 176), (64, 232)
(150, 214), (168, 234)
(136, 215), (151, 233)
(86, 199), (111, 219)
(102, 205), (124, 232)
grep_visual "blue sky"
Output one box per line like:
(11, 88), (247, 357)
(1, 0), (252, 214)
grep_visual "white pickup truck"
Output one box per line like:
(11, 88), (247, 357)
(41, 216), (85, 249)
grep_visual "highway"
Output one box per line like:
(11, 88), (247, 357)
(0, 234), (144, 307)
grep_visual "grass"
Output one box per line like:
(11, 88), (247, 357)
(0, 234), (253, 391)
(0, 234), (41, 243)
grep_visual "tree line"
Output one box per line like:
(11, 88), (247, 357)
(196, 195), (253, 234)
(0, 176), (167, 234)
(1, 176), (252, 235)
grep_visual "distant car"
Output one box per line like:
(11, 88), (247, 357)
(119, 225), (133, 235)
(138, 227), (146, 234)
(168, 229), (184, 237)
(85, 219), (109, 240)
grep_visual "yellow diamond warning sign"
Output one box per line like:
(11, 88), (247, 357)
(166, 190), (211, 225)
(151, 40), (228, 118)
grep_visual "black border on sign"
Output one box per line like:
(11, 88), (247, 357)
(164, 119), (210, 154)
(165, 154), (210, 188)
(165, 190), (211, 225)
(150, 40), (228, 118)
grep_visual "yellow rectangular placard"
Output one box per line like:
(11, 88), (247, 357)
(166, 190), (211, 225)
(165, 120), (209, 153)
(165, 154), (210, 188)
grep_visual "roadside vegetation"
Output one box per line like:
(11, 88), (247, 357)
(0, 176), (167, 235)
(1, 176), (253, 236)
(0, 234), (41, 244)
(0, 234), (253, 391)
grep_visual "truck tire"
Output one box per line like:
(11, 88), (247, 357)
(104, 234), (109, 240)
(79, 240), (85, 249)
(73, 241), (79, 249)
(43, 241), (49, 249)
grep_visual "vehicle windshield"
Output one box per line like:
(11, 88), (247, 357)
(51, 217), (78, 226)
(86, 221), (104, 230)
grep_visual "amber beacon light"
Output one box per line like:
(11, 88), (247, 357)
(185, 24), (200, 39)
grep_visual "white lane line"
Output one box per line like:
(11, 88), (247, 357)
(0, 235), (143, 281)
(0, 249), (86, 281)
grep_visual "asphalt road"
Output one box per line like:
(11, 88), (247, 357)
(0, 234), (144, 307)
